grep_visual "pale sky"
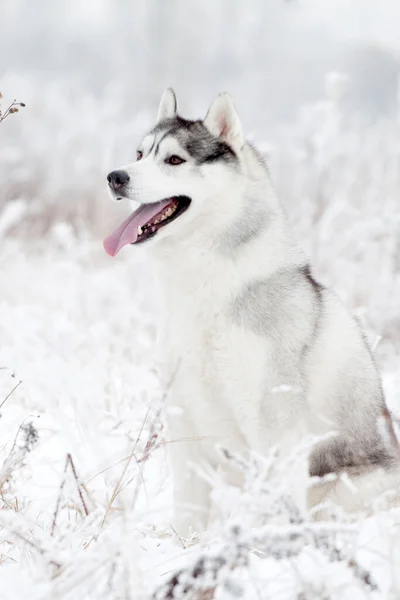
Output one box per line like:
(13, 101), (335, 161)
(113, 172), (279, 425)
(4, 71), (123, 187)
(20, 0), (400, 55)
(300, 0), (400, 52)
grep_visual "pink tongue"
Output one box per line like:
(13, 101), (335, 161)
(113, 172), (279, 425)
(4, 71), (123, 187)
(103, 199), (173, 257)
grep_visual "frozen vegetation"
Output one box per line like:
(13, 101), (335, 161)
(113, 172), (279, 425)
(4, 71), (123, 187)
(1, 65), (400, 598)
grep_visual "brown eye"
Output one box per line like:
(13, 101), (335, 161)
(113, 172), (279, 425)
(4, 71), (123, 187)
(165, 155), (185, 166)
(136, 151), (143, 161)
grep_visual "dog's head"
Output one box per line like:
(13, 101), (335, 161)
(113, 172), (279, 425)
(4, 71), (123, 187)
(104, 89), (251, 256)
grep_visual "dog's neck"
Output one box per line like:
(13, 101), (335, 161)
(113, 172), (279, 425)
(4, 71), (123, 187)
(150, 168), (304, 311)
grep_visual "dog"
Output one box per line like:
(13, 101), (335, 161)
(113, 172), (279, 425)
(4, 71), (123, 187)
(104, 88), (399, 536)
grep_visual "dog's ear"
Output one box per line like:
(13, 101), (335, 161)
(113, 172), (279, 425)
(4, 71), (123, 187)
(156, 88), (177, 123)
(204, 93), (244, 152)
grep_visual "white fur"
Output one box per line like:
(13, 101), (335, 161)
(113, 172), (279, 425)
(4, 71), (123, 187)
(108, 90), (400, 537)
(156, 87), (177, 123)
(204, 92), (244, 152)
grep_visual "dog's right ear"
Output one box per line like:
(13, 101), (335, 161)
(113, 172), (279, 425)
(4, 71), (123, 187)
(156, 88), (177, 123)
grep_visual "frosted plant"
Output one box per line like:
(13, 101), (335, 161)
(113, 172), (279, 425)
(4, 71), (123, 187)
(153, 445), (383, 599)
(0, 70), (399, 599)
(0, 93), (25, 125)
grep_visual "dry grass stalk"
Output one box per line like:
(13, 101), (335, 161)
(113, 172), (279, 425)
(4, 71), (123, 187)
(51, 453), (90, 536)
(0, 419), (38, 495)
(0, 93), (25, 125)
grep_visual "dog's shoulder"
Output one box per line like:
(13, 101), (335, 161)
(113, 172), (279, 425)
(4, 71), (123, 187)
(228, 264), (322, 342)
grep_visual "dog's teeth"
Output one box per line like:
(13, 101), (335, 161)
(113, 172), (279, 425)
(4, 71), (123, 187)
(163, 206), (175, 219)
(145, 203), (177, 230)
(137, 225), (142, 235)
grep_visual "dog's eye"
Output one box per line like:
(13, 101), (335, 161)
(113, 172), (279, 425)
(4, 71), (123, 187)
(165, 155), (185, 166)
(136, 151), (143, 161)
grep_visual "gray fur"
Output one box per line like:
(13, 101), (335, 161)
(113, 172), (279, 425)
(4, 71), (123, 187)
(230, 267), (320, 430)
(310, 435), (394, 477)
(218, 198), (269, 254)
(108, 90), (400, 531)
(230, 266), (396, 476)
(230, 267), (320, 343)
(150, 117), (237, 164)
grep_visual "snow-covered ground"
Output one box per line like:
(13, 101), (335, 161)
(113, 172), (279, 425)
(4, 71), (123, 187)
(1, 77), (400, 599)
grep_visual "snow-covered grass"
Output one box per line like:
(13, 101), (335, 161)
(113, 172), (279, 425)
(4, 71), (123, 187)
(1, 76), (400, 598)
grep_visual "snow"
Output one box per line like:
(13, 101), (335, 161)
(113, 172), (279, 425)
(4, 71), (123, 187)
(1, 73), (400, 598)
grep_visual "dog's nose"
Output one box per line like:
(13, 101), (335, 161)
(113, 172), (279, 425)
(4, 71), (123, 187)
(107, 170), (130, 190)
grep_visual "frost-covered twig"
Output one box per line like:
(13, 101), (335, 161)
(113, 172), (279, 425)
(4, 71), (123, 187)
(378, 406), (400, 458)
(0, 379), (22, 412)
(68, 453), (90, 517)
(0, 511), (62, 571)
(51, 453), (90, 536)
(0, 419), (39, 493)
(154, 442), (380, 599)
(154, 517), (377, 599)
(0, 368), (22, 413)
(153, 526), (248, 600)
(0, 93), (25, 125)
(98, 374), (170, 530)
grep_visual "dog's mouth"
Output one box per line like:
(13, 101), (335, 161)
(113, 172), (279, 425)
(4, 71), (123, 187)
(103, 195), (191, 256)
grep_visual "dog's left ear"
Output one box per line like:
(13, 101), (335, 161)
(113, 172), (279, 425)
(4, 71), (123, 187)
(157, 88), (177, 123)
(204, 93), (244, 152)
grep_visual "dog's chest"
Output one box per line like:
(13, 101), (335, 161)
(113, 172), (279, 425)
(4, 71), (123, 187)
(158, 289), (275, 446)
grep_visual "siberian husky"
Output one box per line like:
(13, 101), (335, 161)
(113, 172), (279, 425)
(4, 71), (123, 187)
(104, 89), (399, 536)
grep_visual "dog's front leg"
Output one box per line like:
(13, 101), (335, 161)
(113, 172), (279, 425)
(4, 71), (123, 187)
(167, 415), (212, 539)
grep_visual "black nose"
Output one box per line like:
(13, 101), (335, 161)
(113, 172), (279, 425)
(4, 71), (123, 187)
(107, 170), (130, 190)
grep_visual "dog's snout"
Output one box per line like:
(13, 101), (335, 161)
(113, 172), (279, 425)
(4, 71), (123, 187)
(107, 170), (130, 190)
